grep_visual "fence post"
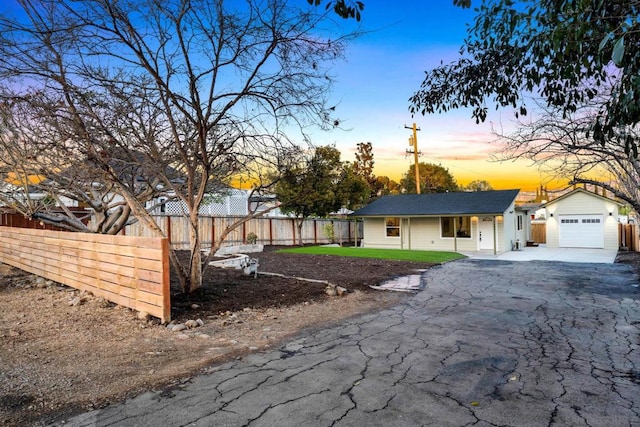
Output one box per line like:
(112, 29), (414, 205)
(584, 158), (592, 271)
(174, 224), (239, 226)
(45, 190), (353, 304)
(166, 216), (172, 246)
(313, 219), (317, 244)
(269, 218), (273, 245)
(292, 218), (296, 245)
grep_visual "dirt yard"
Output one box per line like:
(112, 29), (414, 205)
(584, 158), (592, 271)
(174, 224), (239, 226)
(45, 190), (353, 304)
(0, 247), (435, 426)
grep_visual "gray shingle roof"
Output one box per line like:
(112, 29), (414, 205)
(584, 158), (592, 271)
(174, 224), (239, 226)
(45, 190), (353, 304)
(351, 190), (520, 217)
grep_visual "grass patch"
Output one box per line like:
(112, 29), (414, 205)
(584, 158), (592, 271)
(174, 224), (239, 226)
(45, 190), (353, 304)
(275, 246), (465, 263)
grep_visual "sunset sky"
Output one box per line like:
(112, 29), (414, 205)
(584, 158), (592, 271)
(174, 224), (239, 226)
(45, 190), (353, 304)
(311, 2), (567, 192)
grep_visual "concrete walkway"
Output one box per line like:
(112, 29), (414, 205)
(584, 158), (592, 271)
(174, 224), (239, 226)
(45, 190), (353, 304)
(58, 259), (640, 426)
(463, 245), (618, 263)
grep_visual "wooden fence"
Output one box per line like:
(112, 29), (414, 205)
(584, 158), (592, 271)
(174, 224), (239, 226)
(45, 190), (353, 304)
(123, 215), (361, 250)
(619, 224), (639, 251)
(531, 223), (547, 244)
(0, 211), (361, 250)
(0, 227), (170, 322)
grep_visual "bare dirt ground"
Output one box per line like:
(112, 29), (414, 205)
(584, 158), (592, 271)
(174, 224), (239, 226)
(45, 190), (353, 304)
(0, 247), (435, 426)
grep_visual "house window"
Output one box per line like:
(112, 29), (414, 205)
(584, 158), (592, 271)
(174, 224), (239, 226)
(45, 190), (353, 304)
(385, 217), (400, 237)
(441, 216), (471, 238)
(517, 214), (523, 231)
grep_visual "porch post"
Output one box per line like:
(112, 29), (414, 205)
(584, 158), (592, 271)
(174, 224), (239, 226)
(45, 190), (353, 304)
(453, 216), (458, 252)
(493, 215), (498, 255)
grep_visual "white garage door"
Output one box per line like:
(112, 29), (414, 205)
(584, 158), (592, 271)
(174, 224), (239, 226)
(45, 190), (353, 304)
(558, 215), (604, 248)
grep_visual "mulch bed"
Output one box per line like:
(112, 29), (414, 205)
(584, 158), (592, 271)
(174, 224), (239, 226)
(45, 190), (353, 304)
(170, 246), (437, 321)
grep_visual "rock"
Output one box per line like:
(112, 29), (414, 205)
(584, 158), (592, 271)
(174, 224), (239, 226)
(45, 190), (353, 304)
(190, 304), (200, 309)
(35, 278), (47, 289)
(336, 286), (348, 296)
(195, 333), (211, 339)
(175, 333), (190, 340)
(249, 346), (259, 351)
(243, 307), (251, 312)
(171, 324), (187, 332)
(325, 285), (337, 296)
(137, 311), (150, 321)
(185, 319), (198, 329)
(69, 296), (83, 306)
(196, 318), (204, 327)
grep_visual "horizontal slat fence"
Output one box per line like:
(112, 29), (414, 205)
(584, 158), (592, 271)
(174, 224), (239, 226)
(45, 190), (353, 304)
(124, 216), (361, 250)
(0, 227), (170, 322)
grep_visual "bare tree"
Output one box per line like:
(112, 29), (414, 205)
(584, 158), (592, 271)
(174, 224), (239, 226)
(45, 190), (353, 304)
(0, 0), (348, 292)
(492, 97), (640, 212)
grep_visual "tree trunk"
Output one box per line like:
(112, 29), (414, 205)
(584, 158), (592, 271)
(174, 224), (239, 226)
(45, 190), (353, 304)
(297, 218), (304, 246)
(116, 187), (190, 290)
(186, 209), (202, 293)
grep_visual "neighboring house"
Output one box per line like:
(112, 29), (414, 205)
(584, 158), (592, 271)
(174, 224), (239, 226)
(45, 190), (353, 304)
(351, 189), (521, 254)
(542, 188), (622, 249)
(151, 189), (286, 217)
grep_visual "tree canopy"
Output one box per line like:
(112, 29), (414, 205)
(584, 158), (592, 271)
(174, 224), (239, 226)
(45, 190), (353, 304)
(0, 0), (348, 292)
(410, 0), (640, 152)
(276, 145), (366, 244)
(463, 180), (493, 192)
(400, 162), (458, 194)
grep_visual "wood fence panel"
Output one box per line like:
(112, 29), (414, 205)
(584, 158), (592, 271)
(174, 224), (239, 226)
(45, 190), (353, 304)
(0, 227), (170, 322)
(531, 223), (546, 244)
(124, 215), (358, 250)
(619, 224), (639, 251)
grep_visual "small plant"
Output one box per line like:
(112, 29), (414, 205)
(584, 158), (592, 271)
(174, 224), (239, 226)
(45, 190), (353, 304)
(322, 222), (335, 243)
(246, 232), (258, 244)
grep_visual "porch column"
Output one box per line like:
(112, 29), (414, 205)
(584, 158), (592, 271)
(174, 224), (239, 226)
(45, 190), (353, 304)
(453, 216), (458, 252)
(493, 215), (498, 255)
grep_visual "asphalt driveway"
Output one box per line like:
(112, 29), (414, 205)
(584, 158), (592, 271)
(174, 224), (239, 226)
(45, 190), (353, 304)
(60, 259), (640, 426)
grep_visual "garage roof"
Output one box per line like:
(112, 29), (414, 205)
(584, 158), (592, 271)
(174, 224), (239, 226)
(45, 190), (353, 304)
(351, 189), (520, 217)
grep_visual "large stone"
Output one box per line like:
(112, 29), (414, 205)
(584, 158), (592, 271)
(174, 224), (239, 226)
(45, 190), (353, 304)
(325, 285), (337, 296)
(171, 324), (187, 332)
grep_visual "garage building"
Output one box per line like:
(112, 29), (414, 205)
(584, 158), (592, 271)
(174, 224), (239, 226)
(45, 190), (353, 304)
(543, 188), (622, 250)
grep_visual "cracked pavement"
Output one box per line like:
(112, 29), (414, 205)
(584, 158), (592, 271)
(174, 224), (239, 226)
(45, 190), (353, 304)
(59, 259), (640, 426)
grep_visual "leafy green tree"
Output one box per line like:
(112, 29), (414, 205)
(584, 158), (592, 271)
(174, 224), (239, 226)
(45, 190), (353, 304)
(308, 0), (364, 21)
(276, 146), (348, 245)
(410, 0), (640, 152)
(353, 142), (375, 187)
(374, 176), (400, 196)
(400, 162), (458, 194)
(338, 162), (371, 210)
(464, 180), (493, 192)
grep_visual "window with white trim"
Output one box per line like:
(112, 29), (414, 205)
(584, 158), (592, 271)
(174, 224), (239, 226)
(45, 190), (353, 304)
(441, 216), (471, 238)
(385, 217), (400, 237)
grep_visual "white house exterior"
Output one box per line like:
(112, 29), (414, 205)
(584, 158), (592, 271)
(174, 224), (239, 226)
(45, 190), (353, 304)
(351, 190), (521, 254)
(543, 188), (622, 250)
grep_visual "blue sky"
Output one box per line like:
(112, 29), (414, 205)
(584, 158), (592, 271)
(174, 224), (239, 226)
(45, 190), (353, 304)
(312, 2), (554, 191)
(0, 0), (555, 191)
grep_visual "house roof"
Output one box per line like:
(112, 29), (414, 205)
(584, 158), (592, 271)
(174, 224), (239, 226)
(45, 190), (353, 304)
(542, 188), (624, 208)
(351, 189), (520, 217)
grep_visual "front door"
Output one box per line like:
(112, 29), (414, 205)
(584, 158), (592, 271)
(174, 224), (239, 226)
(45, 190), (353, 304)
(478, 216), (494, 250)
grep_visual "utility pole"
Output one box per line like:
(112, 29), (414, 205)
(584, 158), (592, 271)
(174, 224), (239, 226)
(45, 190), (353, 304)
(405, 123), (421, 194)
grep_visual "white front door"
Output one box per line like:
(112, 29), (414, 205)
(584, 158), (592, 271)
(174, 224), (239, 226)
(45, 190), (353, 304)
(478, 216), (494, 250)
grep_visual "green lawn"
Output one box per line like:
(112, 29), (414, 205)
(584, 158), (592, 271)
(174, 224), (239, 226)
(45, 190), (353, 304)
(275, 246), (465, 263)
